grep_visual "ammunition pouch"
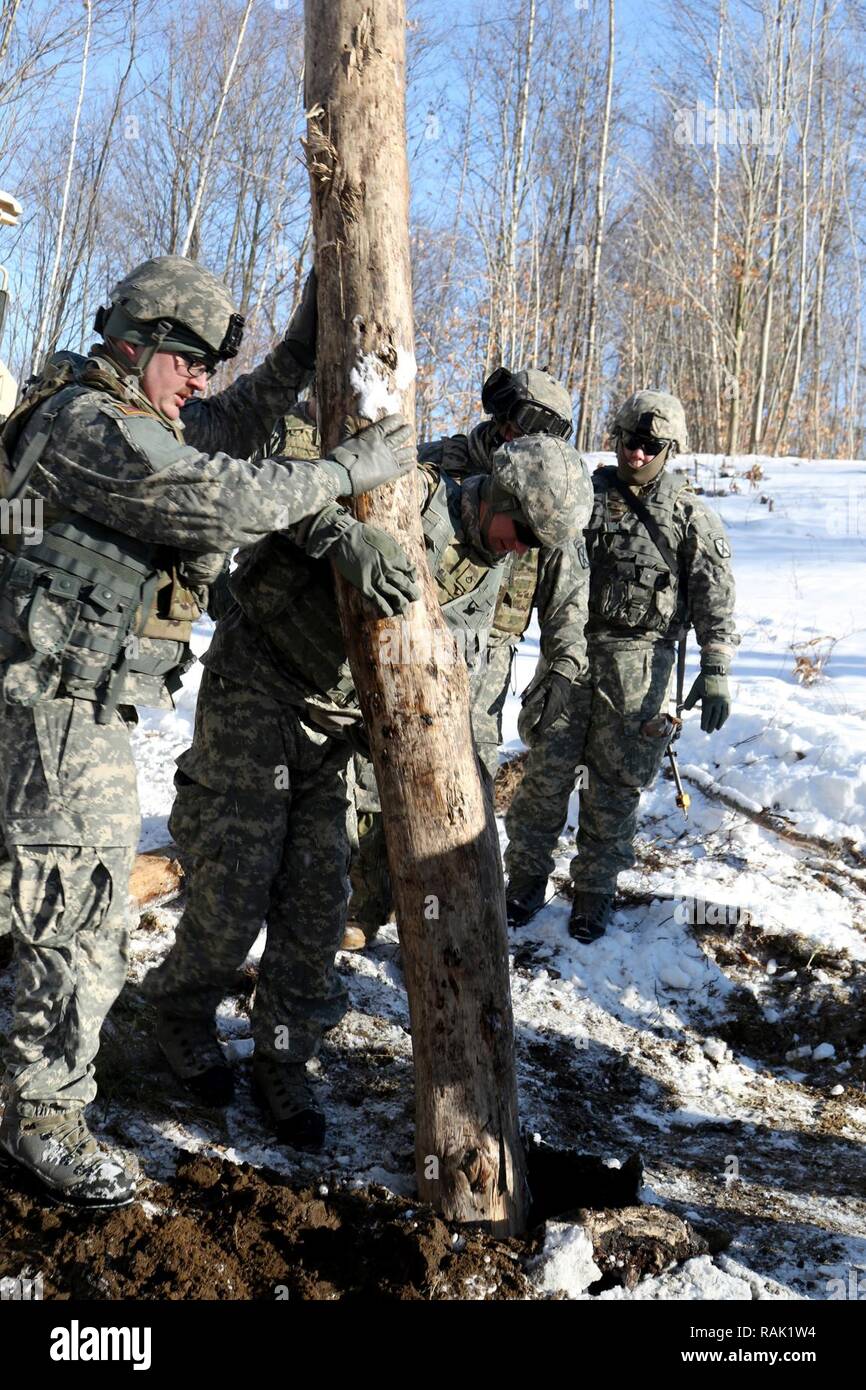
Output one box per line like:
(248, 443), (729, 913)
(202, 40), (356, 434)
(490, 550), (539, 642)
(593, 557), (678, 635)
(0, 513), (193, 711)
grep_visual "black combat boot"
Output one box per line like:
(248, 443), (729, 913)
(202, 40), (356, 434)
(156, 1015), (235, 1107)
(505, 875), (548, 927)
(253, 1057), (326, 1153)
(568, 891), (614, 944)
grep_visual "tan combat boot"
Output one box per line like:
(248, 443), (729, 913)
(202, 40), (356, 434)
(340, 920), (368, 951)
(0, 1102), (138, 1208)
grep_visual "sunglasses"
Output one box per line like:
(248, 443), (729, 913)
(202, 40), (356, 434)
(619, 430), (671, 456)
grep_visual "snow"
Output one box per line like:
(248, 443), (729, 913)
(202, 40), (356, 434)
(348, 341), (417, 420)
(530, 1222), (602, 1297)
(591, 1254), (801, 1301)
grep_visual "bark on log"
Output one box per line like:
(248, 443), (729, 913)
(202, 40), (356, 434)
(128, 845), (184, 911)
(577, 1206), (710, 1290)
(304, 0), (527, 1233)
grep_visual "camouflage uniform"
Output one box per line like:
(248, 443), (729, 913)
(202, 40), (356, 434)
(504, 392), (737, 915)
(0, 258), (408, 1155)
(206, 402), (322, 623)
(351, 374), (589, 936)
(150, 434), (592, 1073)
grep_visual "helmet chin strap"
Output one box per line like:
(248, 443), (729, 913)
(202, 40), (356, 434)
(98, 317), (175, 380)
(134, 319), (176, 378)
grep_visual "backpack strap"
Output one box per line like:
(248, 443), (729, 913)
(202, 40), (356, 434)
(3, 383), (88, 503)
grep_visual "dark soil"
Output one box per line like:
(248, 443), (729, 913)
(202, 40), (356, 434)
(698, 917), (866, 1084)
(0, 1154), (532, 1300)
(0, 1143), (696, 1301)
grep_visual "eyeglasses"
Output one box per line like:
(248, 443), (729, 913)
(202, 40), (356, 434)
(619, 430), (671, 457)
(174, 351), (217, 382)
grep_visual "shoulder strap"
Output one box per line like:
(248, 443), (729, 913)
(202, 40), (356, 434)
(610, 475), (680, 576)
(3, 383), (89, 503)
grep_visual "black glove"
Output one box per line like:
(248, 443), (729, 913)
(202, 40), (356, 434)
(518, 671), (575, 743)
(683, 652), (731, 733)
(324, 414), (416, 496)
(284, 268), (317, 370)
(328, 521), (420, 617)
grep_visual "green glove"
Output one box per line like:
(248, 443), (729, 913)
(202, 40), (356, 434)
(683, 653), (731, 733)
(324, 414), (416, 496)
(328, 520), (420, 617)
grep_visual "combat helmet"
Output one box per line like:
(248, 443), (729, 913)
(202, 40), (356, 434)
(611, 390), (688, 454)
(481, 365), (573, 441)
(95, 255), (245, 372)
(486, 434), (593, 548)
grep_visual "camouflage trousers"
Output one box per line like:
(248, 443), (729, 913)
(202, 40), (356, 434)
(349, 643), (513, 932)
(148, 670), (354, 1066)
(504, 640), (676, 894)
(0, 697), (138, 1114)
(0, 832), (11, 939)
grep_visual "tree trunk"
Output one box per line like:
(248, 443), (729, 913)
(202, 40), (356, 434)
(30, 0), (92, 373)
(576, 0), (614, 451)
(304, 0), (528, 1236)
(708, 0), (726, 452)
(179, 0), (256, 258)
(750, 0), (793, 453)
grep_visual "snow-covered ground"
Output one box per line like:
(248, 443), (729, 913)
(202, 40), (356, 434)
(4, 452), (865, 1301)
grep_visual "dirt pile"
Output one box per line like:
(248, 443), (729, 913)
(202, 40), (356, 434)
(0, 1154), (534, 1300)
(0, 1142), (713, 1300)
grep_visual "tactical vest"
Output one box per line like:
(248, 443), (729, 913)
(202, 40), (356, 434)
(586, 466), (691, 639)
(0, 353), (202, 716)
(258, 407), (319, 462)
(230, 535), (358, 708)
(421, 426), (534, 645)
(421, 468), (506, 658)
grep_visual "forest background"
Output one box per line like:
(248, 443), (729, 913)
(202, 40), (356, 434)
(0, 0), (864, 458)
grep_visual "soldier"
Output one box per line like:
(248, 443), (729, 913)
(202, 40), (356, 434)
(504, 390), (737, 943)
(346, 366), (589, 948)
(0, 255), (416, 1207)
(147, 431), (591, 1151)
(206, 392), (322, 624)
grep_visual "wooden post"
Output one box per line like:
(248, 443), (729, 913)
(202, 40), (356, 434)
(304, 0), (528, 1234)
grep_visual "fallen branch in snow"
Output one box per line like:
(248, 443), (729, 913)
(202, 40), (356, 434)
(679, 765), (866, 883)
